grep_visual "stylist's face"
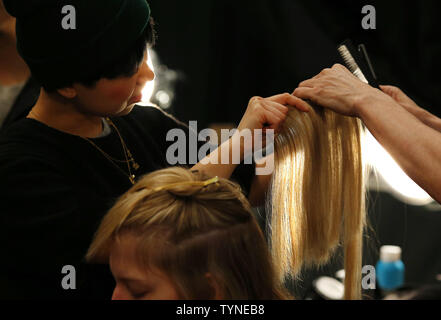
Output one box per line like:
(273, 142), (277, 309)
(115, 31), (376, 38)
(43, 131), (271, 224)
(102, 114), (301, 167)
(109, 233), (180, 300)
(71, 50), (155, 117)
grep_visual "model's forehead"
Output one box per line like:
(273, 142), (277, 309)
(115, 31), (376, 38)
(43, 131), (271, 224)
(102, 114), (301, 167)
(109, 234), (145, 279)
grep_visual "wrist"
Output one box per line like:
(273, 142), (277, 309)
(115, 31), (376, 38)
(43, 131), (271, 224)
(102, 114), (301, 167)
(353, 87), (390, 119)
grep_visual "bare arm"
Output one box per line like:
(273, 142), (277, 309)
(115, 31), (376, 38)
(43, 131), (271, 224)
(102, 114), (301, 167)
(356, 91), (441, 203)
(192, 93), (309, 206)
(380, 85), (441, 133)
(292, 64), (441, 203)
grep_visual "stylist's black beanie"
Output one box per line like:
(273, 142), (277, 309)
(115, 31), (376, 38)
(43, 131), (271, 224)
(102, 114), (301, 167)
(3, 0), (151, 85)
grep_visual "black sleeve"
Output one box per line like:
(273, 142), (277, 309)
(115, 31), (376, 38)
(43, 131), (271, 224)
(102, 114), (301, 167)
(145, 106), (256, 195)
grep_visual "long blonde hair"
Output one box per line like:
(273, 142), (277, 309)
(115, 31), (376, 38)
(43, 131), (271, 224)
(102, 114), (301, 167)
(87, 167), (289, 299)
(269, 103), (367, 299)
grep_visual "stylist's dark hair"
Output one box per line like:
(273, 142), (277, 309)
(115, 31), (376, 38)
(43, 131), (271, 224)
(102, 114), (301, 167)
(42, 17), (156, 92)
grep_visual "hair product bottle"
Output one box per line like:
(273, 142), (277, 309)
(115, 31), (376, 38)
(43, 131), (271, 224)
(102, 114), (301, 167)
(376, 245), (405, 292)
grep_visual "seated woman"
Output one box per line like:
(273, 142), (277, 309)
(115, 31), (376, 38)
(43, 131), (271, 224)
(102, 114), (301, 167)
(86, 167), (289, 300)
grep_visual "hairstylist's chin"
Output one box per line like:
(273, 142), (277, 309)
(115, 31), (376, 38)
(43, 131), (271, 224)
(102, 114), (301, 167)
(115, 104), (136, 116)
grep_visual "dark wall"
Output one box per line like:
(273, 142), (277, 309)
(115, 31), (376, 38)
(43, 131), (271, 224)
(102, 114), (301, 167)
(149, 0), (441, 127)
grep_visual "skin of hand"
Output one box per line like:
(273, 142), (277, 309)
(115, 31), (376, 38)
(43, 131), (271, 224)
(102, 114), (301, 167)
(380, 85), (441, 133)
(292, 63), (383, 117)
(290, 64), (441, 203)
(380, 85), (422, 113)
(237, 93), (310, 155)
(238, 93), (310, 134)
(194, 92), (309, 169)
(192, 93), (310, 206)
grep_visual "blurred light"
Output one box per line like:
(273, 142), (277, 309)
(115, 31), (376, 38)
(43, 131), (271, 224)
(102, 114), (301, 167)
(363, 130), (433, 206)
(138, 49), (177, 110)
(155, 90), (172, 109)
(140, 49), (156, 105)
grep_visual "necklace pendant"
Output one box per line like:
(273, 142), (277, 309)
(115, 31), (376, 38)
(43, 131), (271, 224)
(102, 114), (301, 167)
(130, 175), (136, 184)
(132, 162), (140, 170)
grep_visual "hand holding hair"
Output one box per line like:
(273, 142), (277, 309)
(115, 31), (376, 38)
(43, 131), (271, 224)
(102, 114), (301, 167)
(293, 65), (441, 203)
(237, 92), (310, 134)
(292, 63), (383, 117)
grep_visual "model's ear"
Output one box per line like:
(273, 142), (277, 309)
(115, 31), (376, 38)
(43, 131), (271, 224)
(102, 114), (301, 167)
(57, 87), (77, 99)
(205, 273), (223, 300)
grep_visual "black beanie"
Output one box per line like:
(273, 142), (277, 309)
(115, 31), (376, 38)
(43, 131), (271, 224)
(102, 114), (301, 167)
(3, 0), (151, 85)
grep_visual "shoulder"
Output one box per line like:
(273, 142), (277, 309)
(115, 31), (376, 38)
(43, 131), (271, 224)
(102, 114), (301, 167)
(0, 118), (69, 158)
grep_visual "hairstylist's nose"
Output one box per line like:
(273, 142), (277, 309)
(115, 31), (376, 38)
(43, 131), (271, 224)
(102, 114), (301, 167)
(137, 60), (155, 86)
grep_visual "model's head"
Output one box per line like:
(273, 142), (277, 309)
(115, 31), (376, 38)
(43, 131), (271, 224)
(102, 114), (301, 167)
(3, 0), (156, 116)
(87, 167), (288, 300)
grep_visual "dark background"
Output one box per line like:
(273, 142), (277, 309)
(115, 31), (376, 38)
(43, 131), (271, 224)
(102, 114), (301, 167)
(147, 0), (441, 298)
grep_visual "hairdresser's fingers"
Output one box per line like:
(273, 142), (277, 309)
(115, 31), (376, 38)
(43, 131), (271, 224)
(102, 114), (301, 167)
(260, 103), (285, 126)
(261, 100), (289, 118)
(288, 95), (311, 112)
(293, 86), (359, 117)
(286, 90), (313, 111)
(298, 78), (320, 89)
(292, 87), (321, 103)
(259, 100), (293, 135)
(261, 105), (286, 134)
(239, 95), (291, 133)
(265, 92), (307, 110)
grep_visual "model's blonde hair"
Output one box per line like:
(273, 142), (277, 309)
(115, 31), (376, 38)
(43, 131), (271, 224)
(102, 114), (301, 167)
(87, 167), (289, 299)
(269, 103), (366, 299)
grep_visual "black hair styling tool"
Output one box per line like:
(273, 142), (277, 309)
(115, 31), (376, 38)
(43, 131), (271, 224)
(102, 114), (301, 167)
(337, 39), (379, 89)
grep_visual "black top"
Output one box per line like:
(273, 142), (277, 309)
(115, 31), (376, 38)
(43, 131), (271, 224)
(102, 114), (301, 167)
(0, 105), (254, 299)
(0, 77), (40, 131)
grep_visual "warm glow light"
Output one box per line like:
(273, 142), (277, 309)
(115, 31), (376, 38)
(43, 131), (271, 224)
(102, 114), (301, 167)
(139, 49), (156, 105)
(363, 130), (433, 206)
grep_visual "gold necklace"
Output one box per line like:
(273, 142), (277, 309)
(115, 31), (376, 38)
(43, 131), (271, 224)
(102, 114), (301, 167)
(106, 118), (140, 171)
(81, 118), (140, 185)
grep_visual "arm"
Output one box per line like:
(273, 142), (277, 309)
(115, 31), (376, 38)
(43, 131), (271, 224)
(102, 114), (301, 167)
(380, 85), (441, 133)
(356, 92), (441, 203)
(247, 153), (274, 206)
(292, 64), (441, 203)
(192, 93), (309, 206)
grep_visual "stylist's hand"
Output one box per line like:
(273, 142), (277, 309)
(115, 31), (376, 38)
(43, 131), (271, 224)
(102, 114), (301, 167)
(236, 93), (309, 155)
(238, 93), (309, 133)
(292, 64), (380, 117)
